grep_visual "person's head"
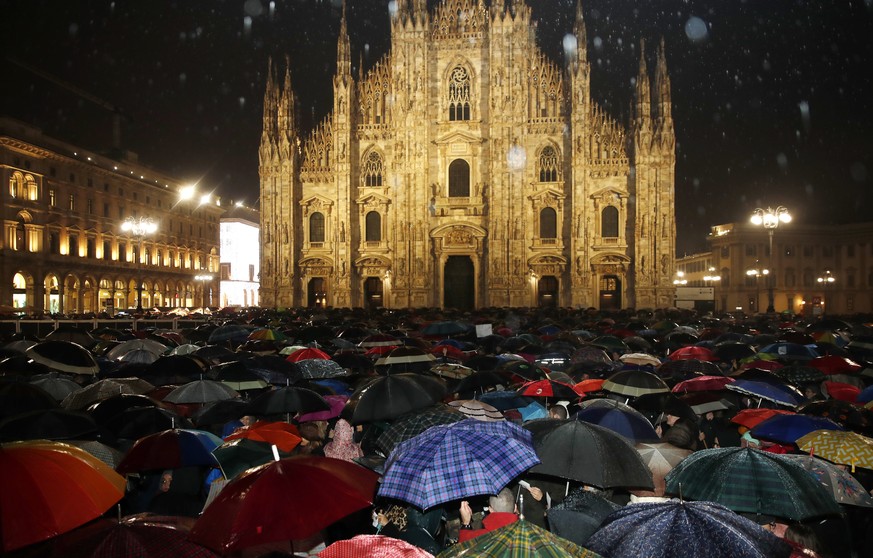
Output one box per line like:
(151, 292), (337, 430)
(549, 404), (568, 420)
(488, 487), (516, 514)
(240, 415), (256, 427)
(784, 523), (825, 555)
(665, 413), (680, 426)
(159, 470), (173, 492)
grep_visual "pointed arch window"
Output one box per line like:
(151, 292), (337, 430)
(309, 212), (325, 243)
(601, 206), (619, 238)
(365, 211), (382, 242)
(538, 146), (560, 183)
(448, 66), (471, 121)
(363, 152), (384, 187)
(448, 159), (470, 197)
(540, 208), (557, 239)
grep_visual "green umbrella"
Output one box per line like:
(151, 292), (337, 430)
(213, 438), (291, 479)
(664, 447), (841, 521)
(436, 519), (601, 558)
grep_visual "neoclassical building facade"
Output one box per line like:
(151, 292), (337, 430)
(0, 118), (221, 315)
(259, 0), (676, 310)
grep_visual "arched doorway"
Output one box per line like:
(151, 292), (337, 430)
(599, 274), (621, 310)
(364, 277), (383, 310)
(443, 256), (474, 310)
(538, 276), (558, 307)
(308, 278), (327, 308)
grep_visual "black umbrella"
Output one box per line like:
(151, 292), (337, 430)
(194, 399), (251, 426)
(798, 399), (873, 436)
(44, 326), (96, 348)
(375, 404), (466, 454)
(25, 341), (100, 376)
(293, 359), (350, 379)
(454, 370), (507, 395)
(656, 359), (723, 381)
(524, 418), (654, 490)
(464, 354), (502, 372)
(331, 351), (375, 374)
(348, 373), (445, 424)
(163, 379), (239, 404)
(87, 393), (159, 425)
(497, 360), (549, 384)
(242, 355), (301, 385)
(142, 355), (208, 386)
(0, 381), (58, 420)
(714, 342), (757, 362)
(108, 406), (193, 439)
(547, 487), (621, 547)
(246, 386), (330, 416)
(0, 408), (98, 442)
(0, 355), (51, 376)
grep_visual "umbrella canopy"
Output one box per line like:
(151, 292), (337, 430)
(447, 399), (505, 422)
(546, 487), (621, 548)
(758, 342), (819, 362)
(116, 429), (222, 474)
(246, 386), (330, 416)
(421, 320), (469, 337)
(376, 346), (437, 373)
(285, 347), (332, 362)
(322, 534), (434, 558)
(29, 374), (81, 401)
(293, 358), (350, 379)
(782, 454), (873, 508)
(713, 342), (758, 362)
(731, 408), (795, 430)
(656, 359), (723, 381)
(193, 399), (249, 426)
(586, 500), (791, 558)
(576, 406), (660, 443)
(664, 447), (841, 520)
(376, 404), (466, 455)
(725, 378), (805, 408)
(437, 519), (599, 558)
(517, 379), (579, 400)
(773, 365), (826, 386)
(105, 338), (169, 362)
(62, 378), (156, 411)
(359, 333), (401, 348)
(634, 442), (693, 497)
(524, 418), (654, 490)
(66, 439), (124, 469)
(618, 353), (661, 367)
(808, 355), (863, 375)
(188, 456), (379, 553)
(0, 440), (126, 552)
(108, 406), (194, 440)
(26, 341), (100, 375)
(796, 429), (873, 471)
(798, 399), (873, 436)
(212, 438), (294, 479)
(224, 422), (302, 453)
(454, 370), (507, 395)
(45, 327), (97, 348)
(163, 380), (239, 405)
(668, 346), (717, 362)
(206, 324), (251, 346)
(379, 419), (540, 509)
(296, 394), (348, 422)
(602, 369), (670, 398)
(0, 408), (98, 442)
(671, 375), (735, 393)
(750, 414), (844, 445)
(349, 373), (445, 424)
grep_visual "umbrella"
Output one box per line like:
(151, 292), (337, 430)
(796, 429), (873, 471)
(193, 399), (250, 426)
(376, 404), (466, 454)
(664, 447), (841, 520)
(0, 440), (126, 552)
(206, 324), (251, 345)
(349, 374), (445, 424)
(678, 391), (736, 415)
(285, 347), (332, 362)
(517, 379), (579, 400)
(671, 375), (734, 393)
(376, 346), (437, 373)
(714, 342), (758, 362)
(87, 393), (160, 425)
(163, 380), (240, 405)
(29, 374), (81, 401)
(758, 342), (819, 361)
(116, 429), (223, 474)
(293, 358), (350, 379)
(773, 365), (826, 386)
(725, 378), (805, 408)
(66, 439), (124, 468)
(105, 338), (168, 361)
(602, 369), (670, 398)
(359, 333), (401, 347)
(378, 419), (540, 509)
(247, 328), (288, 342)
(668, 346), (717, 362)
(634, 442), (693, 497)
(109, 406), (194, 440)
(798, 399), (873, 436)
(497, 360), (550, 383)
(574, 378), (606, 395)
(188, 456), (379, 553)
(546, 487), (621, 547)
(209, 361), (270, 392)
(438, 519), (598, 558)
(751, 414), (844, 445)
(45, 326), (97, 347)
(576, 406), (660, 443)
(225, 422), (302, 453)
(142, 355), (209, 386)
(656, 359), (723, 381)
(55, 514), (219, 558)
(246, 386), (330, 416)
(454, 370), (507, 395)
(731, 408), (795, 430)
(586, 500), (791, 558)
(421, 320), (468, 337)
(447, 399), (505, 422)
(430, 362), (475, 381)
(296, 394), (348, 422)
(590, 336), (629, 353)
(524, 418), (654, 490)
(808, 355), (863, 375)
(212, 438), (293, 479)
(62, 378), (156, 410)
(619, 353), (661, 367)
(0, 408), (98, 442)
(782, 453), (873, 508)
(26, 341), (100, 375)
(321, 534), (435, 558)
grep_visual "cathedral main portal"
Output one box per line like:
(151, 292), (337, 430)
(443, 256), (474, 310)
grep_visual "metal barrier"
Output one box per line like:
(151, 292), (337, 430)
(1, 318), (212, 336)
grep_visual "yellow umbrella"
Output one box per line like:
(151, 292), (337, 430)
(796, 429), (873, 472)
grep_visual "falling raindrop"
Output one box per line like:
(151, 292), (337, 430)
(179, 73), (187, 85)
(798, 100), (811, 133)
(244, 0), (263, 17)
(239, 97), (246, 109)
(562, 34), (578, 59)
(593, 36), (603, 50)
(776, 153), (788, 171)
(388, 1), (398, 18)
(684, 16), (708, 42)
(244, 16), (252, 36)
(506, 145), (526, 172)
(68, 23), (79, 37)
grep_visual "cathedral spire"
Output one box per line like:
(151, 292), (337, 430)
(634, 39), (651, 123)
(336, 1), (351, 80)
(278, 56), (296, 140)
(654, 37), (672, 123)
(571, 0), (588, 72)
(261, 57), (278, 141)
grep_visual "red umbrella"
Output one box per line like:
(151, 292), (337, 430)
(809, 356), (863, 376)
(115, 429), (222, 474)
(188, 456), (379, 554)
(740, 359), (784, 371)
(730, 408), (795, 430)
(364, 345), (397, 357)
(668, 346), (717, 362)
(517, 379), (579, 400)
(285, 347), (332, 362)
(0, 440), (126, 552)
(822, 381), (862, 403)
(574, 379), (606, 395)
(429, 345), (467, 361)
(225, 422), (303, 453)
(320, 534), (435, 558)
(671, 376), (735, 393)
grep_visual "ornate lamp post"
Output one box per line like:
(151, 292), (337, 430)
(750, 206), (791, 313)
(195, 274), (214, 309)
(816, 270), (835, 316)
(121, 217), (158, 312)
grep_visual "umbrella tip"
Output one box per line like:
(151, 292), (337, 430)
(271, 444), (280, 462)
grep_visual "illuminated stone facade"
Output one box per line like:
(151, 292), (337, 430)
(259, 0), (676, 310)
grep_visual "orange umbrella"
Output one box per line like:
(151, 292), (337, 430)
(225, 422), (302, 453)
(573, 379), (606, 395)
(0, 440), (126, 552)
(730, 408), (794, 430)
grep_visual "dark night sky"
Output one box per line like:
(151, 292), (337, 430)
(3, 0), (872, 255)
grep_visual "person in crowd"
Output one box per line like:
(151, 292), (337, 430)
(323, 418), (363, 462)
(458, 487), (518, 542)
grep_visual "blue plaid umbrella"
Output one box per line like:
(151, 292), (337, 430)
(378, 419), (540, 509)
(751, 414), (844, 445)
(587, 500), (791, 558)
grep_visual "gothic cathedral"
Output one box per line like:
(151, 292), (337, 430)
(259, 0), (675, 311)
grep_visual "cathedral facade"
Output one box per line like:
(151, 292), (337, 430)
(259, 0), (676, 311)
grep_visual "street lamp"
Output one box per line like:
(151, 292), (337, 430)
(750, 206), (791, 313)
(704, 267), (721, 312)
(195, 274), (214, 309)
(672, 271), (687, 286)
(816, 270), (835, 316)
(121, 216), (158, 312)
(746, 267), (769, 314)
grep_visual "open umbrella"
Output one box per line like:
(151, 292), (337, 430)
(671, 375), (734, 393)
(808, 355), (863, 375)
(796, 429), (873, 471)
(731, 408), (795, 430)
(524, 418), (654, 490)
(546, 487), (621, 547)
(163, 380), (239, 405)
(782, 453), (873, 508)
(714, 342), (758, 362)
(209, 361), (270, 392)
(664, 447), (841, 520)
(285, 347), (332, 362)
(376, 346), (437, 373)
(105, 338), (169, 362)
(116, 429), (222, 474)
(602, 369), (670, 399)
(798, 399), (873, 436)
(29, 374), (81, 401)
(109, 406), (194, 440)
(0, 440), (126, 552)
(359, 333), (401, 348)
(25, 341), (100, 375)
(376, 404), (466, 454)
(634, 442), (693, 497)
(668, 346), (717, 362)
(0, 408), (98, 442)
(517, 379), (579, 400)
(224, 422), (303, 453)
(656, 359), (723, 381)
(212, 438), (293, 479)
(188, 456), (379, 554)
(193, 399), (249, 426)
(576, 406), (660, 443)
(246, 386), (329, 416)
(758, 342), (819, 362)
(378, 419), (540, 510)
(206, 324), (251, 346)
(619, 353), (661, 367)
(62, 378), (156, 411)
(725, 378), (805, 408)
(293, 358), (350, 379)
(322, 534), (434, 558)
(750, 414), (843, 445)
(587, 500), (791, 558)
(349, 374), (445, 424)
(437, 519), (598, 558)
(447, 399), (504, 422)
